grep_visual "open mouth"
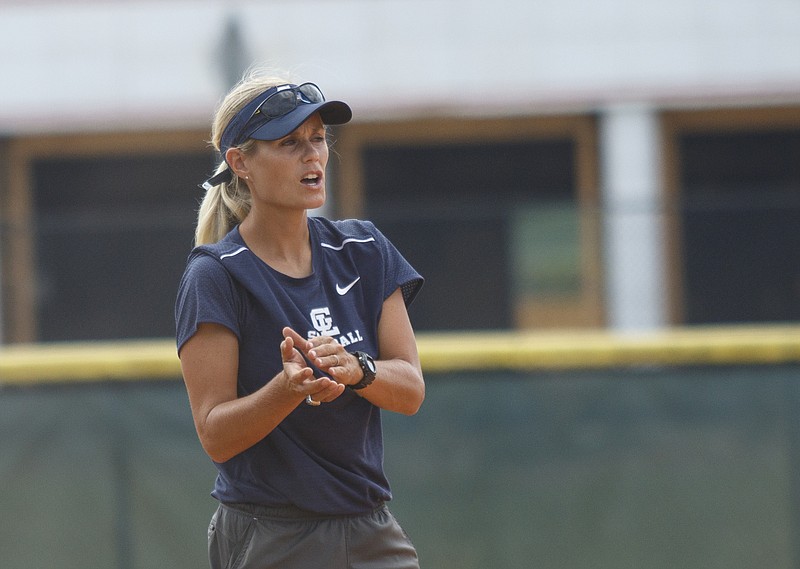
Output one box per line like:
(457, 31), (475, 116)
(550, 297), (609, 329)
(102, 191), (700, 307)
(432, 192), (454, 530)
(301, 173), (321, 186)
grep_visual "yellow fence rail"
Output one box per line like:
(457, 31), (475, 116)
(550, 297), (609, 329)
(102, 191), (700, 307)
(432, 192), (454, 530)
(2, 325), (800, 386)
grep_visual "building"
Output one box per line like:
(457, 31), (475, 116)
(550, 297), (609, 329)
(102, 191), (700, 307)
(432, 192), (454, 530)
(1, 0), (798, 343)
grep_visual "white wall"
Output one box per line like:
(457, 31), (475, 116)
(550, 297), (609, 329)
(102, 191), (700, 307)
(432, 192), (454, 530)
(1, 0), (799, 133)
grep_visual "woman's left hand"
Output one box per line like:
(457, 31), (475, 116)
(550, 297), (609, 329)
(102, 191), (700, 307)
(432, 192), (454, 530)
(282, 327), (360, 387)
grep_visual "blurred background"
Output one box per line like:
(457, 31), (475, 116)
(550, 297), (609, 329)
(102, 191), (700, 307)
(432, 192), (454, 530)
(1, 0), (799, 567)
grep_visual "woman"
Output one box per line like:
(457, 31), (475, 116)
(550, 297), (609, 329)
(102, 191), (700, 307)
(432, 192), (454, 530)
(175, 69), (425, 569)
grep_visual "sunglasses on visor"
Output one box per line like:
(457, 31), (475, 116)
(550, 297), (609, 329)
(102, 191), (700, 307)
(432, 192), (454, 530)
(234, 83), (325, 144)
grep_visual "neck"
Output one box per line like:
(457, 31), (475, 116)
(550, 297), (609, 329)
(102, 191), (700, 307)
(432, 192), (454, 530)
(239, 209), (313, 278)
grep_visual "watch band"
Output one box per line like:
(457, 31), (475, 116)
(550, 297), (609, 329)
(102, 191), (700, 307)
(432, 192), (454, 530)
(351, 351), (376, 390)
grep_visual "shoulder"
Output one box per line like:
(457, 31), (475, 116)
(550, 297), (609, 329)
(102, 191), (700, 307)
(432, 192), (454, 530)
(191, 232), (248, 261)
(185, 228), (248, 269)
(311, 217), (409, 264)
(178, 253), (233, 299)
(181, 235), (245, 288)
(310, 217), (382, 247)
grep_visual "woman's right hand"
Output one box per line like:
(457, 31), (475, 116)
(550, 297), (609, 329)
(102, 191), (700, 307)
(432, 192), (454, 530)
(281, 327), (346, 405)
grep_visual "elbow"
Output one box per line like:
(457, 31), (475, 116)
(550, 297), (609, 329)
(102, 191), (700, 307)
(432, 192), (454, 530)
(401, 402), (423, 416)
(203, 440), (238, 464)
(199, 435), (228, 464)
(400, 380), (425, 416)
(197, 424), (237, 464)
(205, 446), (235, 464)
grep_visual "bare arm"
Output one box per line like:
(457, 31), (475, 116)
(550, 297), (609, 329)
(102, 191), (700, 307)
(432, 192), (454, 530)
(179, 323), (345, 463)
(289, 287), (425, 415)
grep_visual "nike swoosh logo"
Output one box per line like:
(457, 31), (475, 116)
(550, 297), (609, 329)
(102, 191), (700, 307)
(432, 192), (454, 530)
(336, 277), (361, 295)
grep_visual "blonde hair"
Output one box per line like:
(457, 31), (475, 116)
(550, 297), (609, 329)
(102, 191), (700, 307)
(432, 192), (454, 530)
(195, 68), (294, 245)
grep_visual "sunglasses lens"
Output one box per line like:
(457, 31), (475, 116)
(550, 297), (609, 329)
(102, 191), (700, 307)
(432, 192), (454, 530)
(297, 83), (324, 104)
(262, 90), (297, 118)
(259, 84), (324, 118)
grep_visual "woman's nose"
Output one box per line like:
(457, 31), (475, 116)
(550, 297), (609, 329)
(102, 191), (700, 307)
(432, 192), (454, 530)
(301, 139), (321, 160)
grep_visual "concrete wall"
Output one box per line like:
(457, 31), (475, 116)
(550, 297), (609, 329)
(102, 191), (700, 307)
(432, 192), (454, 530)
(1, 0), (799, 134)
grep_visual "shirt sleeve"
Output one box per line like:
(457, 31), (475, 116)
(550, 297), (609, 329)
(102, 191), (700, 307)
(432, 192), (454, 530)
(366, 221), (424, 306)
(175, 253), (242, 354)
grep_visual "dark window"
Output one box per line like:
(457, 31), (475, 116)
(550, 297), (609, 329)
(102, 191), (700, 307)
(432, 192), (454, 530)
(363, 139), (576, 330)
(32, 153), (208, 340)
(679, 129), (800, 323)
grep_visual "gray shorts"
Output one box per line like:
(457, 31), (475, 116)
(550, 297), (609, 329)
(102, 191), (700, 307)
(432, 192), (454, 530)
(208, 502), (420, 569)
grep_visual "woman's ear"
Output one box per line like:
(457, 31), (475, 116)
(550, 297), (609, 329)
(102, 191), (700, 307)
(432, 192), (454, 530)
(225, 148), (249, 180)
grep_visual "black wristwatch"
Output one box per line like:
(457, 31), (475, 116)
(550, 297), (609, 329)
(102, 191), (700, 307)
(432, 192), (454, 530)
(351, 351), (377, 390)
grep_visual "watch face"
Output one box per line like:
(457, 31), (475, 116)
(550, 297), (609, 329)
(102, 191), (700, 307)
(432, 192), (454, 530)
(351, 352), (377, 390)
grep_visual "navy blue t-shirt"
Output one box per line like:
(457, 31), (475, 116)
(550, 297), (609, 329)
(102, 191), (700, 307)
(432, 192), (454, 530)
(175, 217), (423, 515)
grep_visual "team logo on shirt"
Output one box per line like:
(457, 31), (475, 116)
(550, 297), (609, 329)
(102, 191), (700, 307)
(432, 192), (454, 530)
(308, 307), (364, 347)
(309, 307), (340, 337)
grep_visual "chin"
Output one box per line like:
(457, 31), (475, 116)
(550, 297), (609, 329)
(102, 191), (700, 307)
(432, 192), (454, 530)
(307, 189), (326, 209)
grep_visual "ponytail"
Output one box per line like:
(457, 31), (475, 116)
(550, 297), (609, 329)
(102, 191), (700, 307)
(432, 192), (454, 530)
(194, 161), (252, 246)
(194, 66), (292, 245)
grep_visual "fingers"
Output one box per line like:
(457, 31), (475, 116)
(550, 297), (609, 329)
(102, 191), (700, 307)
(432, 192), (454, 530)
(281, 326), (347, 404)
(282, 329), (333, 372)
(282, 327), (310, 350)
(307, 380), (346, 404)
(309, 349), (340, 370)
(280, 334), (295, 359)
(301, 376), (346, 406)
(306, 340), (346, 369)
(280, 333), (315, 388)
(284, 326), (347, 372)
